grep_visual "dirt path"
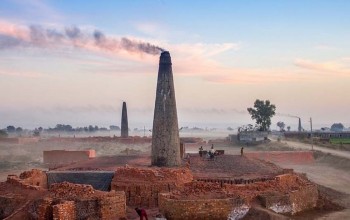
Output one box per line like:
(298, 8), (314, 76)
(283, 140), (350, 160)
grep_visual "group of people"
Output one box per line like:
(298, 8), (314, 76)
(199, 144), (217, 159)
(198, 145), (245, 158)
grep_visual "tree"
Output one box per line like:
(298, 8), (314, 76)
(6, 125), (16, 133)
(287, 126), (291, 131)
(16, 127), (23, 136)
(330, 123), (344, 132)
(0, 130), (8, 138)
(247, 99), (276, 131)
(109, 125), (121, 131)
(277, 121), (285, 131)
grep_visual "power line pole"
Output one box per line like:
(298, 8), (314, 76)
(310, 117), (313, 151)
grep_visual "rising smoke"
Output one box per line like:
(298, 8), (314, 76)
(276, 113), (299, 119)
(0, 23), (164, 55)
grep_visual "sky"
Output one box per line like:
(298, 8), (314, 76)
(0, 0), (349, 130)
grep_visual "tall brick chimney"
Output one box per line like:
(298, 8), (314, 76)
(151, 51), (181, 167)
(121, 102), (128, 138)
(298, 118), (302, 132)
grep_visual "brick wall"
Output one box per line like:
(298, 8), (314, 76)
(111, 167), (193, 207)
(259, 184), (318, 215)
(112, 182), (177, 207)
(53, 201), (76, 220)
(37, 197), (53, 220)
(289, 184), (318, 214)
(159, 193), (242, 220)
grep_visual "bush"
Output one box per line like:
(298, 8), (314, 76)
(0, 130), (8, 138)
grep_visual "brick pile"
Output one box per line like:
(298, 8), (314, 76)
(6, 169), (47, 190)
(97, 192), (126, 219)
(50, 182), (95, 199)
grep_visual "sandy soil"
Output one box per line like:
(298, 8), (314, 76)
(282, 140), (350, 160)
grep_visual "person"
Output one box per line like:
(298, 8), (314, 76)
(135, 207), (148, 220)
(199, 146), (203, 157)
(241, 147), (244, 156)
(210, 144), (215, 154)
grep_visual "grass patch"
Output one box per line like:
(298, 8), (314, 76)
(330, 138), (350, 144)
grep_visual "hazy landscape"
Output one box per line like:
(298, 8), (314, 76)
(1, 1), (349, 220)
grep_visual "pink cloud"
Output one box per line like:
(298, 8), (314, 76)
(0, 69), (44, 78)
(294, 58), (350, 76)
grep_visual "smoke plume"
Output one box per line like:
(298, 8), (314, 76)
(276, 113), (299, 119)
(0, 22), (164, 55)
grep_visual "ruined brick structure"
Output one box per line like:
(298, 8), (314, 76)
(32, 182), (126, 220)
(7, 169), (47, 189)
(121, 101), (129, 138)
(152, 51), (181, 167)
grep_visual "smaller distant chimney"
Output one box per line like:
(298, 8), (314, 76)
(298, 118), (302, 132)
(121, 102), (128, 138)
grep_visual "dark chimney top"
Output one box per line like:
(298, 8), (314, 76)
(160, 51), (171, 64)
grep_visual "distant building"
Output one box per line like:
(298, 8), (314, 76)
(234, 131), (269, 143)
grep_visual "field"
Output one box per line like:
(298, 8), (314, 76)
(330, 138), (350, 144)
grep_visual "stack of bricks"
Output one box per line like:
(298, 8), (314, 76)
(97, 191), (126, 219)
(52, 201), (76, 220)
(50, 182), (95, 199)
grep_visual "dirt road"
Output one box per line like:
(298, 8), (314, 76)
(282, 140), (350, 160)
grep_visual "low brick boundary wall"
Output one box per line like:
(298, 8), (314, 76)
(159, 193), (244, 220)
